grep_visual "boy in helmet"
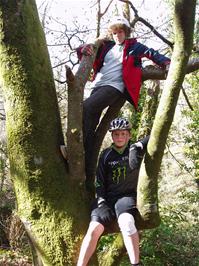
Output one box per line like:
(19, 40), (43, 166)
(77, 117), (149, 266)
(74, 16), (170, 179)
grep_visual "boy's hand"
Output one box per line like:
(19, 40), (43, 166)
(165, 63), (170, 79)
(80, 44), (94, 56)
(165, 63), (170, 72)
(96, 198), (115, 224)
(97, 197), (106, 207)
(129, 142), (143, 170)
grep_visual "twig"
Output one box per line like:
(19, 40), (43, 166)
(119, 0), (173, 48)
(54, 79), (66, 84)
(181, 86), (194, 111)
(166, 142), (195, 179)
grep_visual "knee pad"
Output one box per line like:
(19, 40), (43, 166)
(118, 213), (137, 236)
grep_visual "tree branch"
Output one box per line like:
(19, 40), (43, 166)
(119, 0), (173, 48)
(66, 38), (104, 180)
(137, 0), (196, 226)
(166, 142), (195, 178)
(65, 65), (75, 83)
(181, 86), (194, 111)
(142, 57), (199, 81)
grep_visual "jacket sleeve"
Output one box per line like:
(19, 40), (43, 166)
(138, 135), (150, 149)
(129, 136), (149, 170)
(136, 42), (170, 67)
(95, 150), (107, 199)
(76, 45), (84, 61)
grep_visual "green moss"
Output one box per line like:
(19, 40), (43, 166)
(99, 234), (125, 266)
(0, 2), (89, 265)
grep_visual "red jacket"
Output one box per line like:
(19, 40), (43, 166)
(77, 38), (170, 108)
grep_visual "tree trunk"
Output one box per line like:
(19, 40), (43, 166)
(137, 0), (196, 225)
(101, 1), (196, 263)
(137, 80), (161, 138)
(99, 234), (126, 266)
(66, 38), (103, 192)
(0, 1), (90, 265)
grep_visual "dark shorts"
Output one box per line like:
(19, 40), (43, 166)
(91, 196), (137, 226)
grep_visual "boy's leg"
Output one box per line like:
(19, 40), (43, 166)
(118, 212), (140, 264)
(83, 86), (122, 178)
(77, 221), (104, 266)
(83, 86), (122, 143)
(124, 232), (139, 265)
(115, 197), (140, 265)
(77, 199), (115, 266)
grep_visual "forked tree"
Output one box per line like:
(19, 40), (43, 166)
(0, 0), (196, 265)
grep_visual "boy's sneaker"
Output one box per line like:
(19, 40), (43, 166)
(60, 145), (68, 160)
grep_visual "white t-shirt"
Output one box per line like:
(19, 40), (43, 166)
(92, 44), (125, 93)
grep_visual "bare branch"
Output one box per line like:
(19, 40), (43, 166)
(166, 142), (195, 179)
(54, 79), (66, 84)
(96, 0), (114, 37)
(0, 113), (5, 120)
(137, 17), (173, 48)
(119, 0), (173, 48)
(65, 65), (75, 83)
(100, 0), (114, 17)
(181, 86), (194, 111)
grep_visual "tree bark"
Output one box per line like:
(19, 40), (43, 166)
(137, 80), (161, 138)
(0, 1), (90, 265)
(137, 0), (196, 225)
(142, 58), (199, 81)
(99, 234), (126, 266)
(66, 38), (103, 185)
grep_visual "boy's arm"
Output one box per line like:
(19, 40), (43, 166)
(137, 135), (150, 149)
(136, 42), (170, 68)
(76, 44), (94, 60)
(129, 136), (150, 170)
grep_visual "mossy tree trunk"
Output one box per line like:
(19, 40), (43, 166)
(0, 1), (90, 265)
(99, 234), (126, 266)
(137, 0), (196, 225)
(99, 0), (196, 263)
(66, 38), (103, 195)
(137, 80), (161, 139)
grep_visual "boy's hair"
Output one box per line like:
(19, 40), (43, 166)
(107, 16), (131, 39)
(108, 24), (131, 38)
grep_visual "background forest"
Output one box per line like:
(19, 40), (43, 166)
(0, 0), (198, 265)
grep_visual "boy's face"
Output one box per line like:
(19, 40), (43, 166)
(112, 130), (131, 148)
(111, 28), (126, 44)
